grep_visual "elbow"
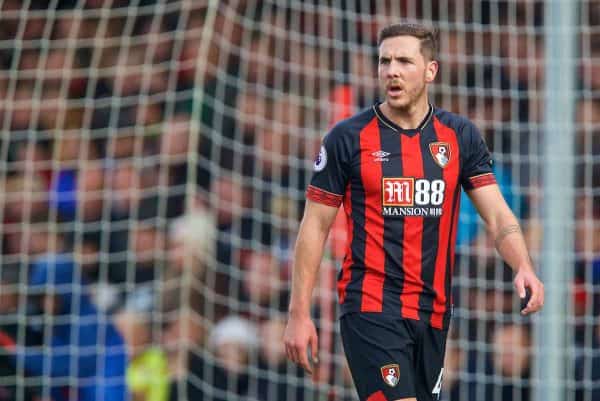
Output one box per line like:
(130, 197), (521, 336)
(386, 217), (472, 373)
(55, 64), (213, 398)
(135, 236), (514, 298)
(486, 211), (518, 238)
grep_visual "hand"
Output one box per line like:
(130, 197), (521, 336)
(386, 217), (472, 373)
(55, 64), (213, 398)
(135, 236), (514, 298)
(283, 313), (319, 375)
(514, 268), (544, 315)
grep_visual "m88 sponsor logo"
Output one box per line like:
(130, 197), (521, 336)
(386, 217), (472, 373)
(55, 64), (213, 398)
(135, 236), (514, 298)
(382, 177), (445, 217)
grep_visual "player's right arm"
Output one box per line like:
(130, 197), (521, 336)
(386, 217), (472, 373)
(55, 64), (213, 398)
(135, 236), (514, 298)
(284, 199), (339, 375)
(286, 122), (351, 375)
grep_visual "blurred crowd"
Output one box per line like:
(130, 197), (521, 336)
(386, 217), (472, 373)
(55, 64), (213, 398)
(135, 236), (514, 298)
(0, 1), (599, 401)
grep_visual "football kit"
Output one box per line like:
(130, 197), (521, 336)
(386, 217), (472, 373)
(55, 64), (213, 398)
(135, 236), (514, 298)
(307, 103), (495, 400)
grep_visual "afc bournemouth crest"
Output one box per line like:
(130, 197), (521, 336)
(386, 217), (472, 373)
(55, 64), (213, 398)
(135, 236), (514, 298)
(381, 364), (400, 387)
(429, 142), (451, 168)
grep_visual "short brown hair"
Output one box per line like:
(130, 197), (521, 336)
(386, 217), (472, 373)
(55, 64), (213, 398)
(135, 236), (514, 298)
(378, 22), (439, 61)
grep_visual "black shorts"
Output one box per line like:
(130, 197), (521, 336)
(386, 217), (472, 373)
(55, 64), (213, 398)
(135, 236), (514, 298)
(340, 313), (448, 401)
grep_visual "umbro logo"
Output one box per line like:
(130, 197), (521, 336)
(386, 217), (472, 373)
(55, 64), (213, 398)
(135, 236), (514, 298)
(372, 150), (390, 162)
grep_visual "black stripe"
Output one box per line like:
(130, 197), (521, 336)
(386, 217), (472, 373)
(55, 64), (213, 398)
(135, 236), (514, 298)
(343, 116), (375, 313)
(379, 122), (404, 315)
(417, 123), (444, 325)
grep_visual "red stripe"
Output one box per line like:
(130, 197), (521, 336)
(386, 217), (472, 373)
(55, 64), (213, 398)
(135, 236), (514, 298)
(430, 117), (461, 328)
(400, 134), (424, 320)
(366, 390), (387, 401)
(360, 118), (385, 312)
(338, 183), (353, 303)
(469, 173), (497, 188)
(306, 185), (343, 207)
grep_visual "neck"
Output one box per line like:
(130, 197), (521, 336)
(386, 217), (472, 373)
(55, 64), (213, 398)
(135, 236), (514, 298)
(380, 95), (430, 130)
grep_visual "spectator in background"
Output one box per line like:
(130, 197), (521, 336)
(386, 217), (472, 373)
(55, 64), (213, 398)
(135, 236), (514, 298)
(574, 312), (600, 401)
(76, 163), (105, 222)
(107, 157), (159, 222)
(160, 113), (197, 218)
(175, 12), (237, 145)
(574, 170), (600, 264)
(240, 248), (289, 319)
(349, 48), (379, 109)
(0, 262), (44, 401)
(169, 315), (256, 401)
(486, 323), (532, 401)
(160, 206), (221, 373)
(437, 28), (473, 88)
(3, 254), (128, 401)
(50, 137), (102, 222)
(206, 316), (256, 396)
(252, 95), (306, 187)
(211, 174), (260, 268)
(100, 44), (167, 99)
(441, 328), (466, 401)
(158, 207), (227, 390)
(236, 86), (268, 144)
(6, 137), (53, 187)
(253, 316), (314, 400)
(270, 194), (299, 268)
(2, 209), (66, 260)
(576, 97), (600, 146)
(114, 311), (169, 401)
(242, 93), (309, 243)
(166, 207), (215, 275)
(580, 34), (600, 92)
(453, 254), (515, 342)
(161, 207), (223, 319)
(161, 310), (206, 382)
(2, 170), (48, 225)
(114, 217), (165, 312)
(105, 155), (163, 295)
(573, 187), (600, 346)
(241, 32), (277, 86)
(9, 83), (36, 131)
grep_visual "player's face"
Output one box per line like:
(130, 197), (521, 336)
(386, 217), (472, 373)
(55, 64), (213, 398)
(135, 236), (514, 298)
(378, 35), (438, 111)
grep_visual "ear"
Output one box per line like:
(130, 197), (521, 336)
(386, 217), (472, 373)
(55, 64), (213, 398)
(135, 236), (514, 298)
(425, 60), (439, 83)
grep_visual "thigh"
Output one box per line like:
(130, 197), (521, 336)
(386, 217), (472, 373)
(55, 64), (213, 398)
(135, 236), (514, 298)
(340, 313), (417, 401)
(414, 323), (448, 401)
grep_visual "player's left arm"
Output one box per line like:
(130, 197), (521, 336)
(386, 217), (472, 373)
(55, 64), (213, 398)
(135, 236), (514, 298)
(468, 184), (544, 315)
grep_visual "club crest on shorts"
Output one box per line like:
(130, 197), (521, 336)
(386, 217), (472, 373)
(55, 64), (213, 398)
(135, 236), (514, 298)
(380, 364), (400, 387)
(429, 142), (451, 168)
(313, 145), (327, 172)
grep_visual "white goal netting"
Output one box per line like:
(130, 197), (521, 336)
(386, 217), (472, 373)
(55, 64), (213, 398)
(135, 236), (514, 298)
(0, 1), (597, 401)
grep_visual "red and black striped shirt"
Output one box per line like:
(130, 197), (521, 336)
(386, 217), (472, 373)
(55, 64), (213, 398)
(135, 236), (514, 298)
(307, 103), (496, 329)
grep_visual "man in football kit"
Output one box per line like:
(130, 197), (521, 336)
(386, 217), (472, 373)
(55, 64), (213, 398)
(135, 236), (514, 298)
(283, 22), (544, 401)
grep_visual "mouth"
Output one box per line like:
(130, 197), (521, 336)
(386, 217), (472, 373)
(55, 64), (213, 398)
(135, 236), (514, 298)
(387, 84), (404, 97)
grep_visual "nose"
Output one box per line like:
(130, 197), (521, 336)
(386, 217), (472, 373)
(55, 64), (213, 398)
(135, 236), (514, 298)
(387, 60), (401, 78)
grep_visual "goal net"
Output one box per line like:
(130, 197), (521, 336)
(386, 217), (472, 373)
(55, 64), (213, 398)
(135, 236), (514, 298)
(0, 1), (596, 401)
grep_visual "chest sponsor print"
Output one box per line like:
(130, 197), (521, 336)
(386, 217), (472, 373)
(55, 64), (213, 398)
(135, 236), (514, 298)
(382, 177), (445, 217)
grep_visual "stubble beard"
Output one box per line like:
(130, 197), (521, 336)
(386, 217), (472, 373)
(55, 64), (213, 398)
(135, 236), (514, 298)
(386, 81), (427, 114)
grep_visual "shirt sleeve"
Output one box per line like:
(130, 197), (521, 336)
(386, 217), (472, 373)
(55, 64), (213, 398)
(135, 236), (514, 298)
(306, 125), (351, 208)
(460, 121), (497, 191)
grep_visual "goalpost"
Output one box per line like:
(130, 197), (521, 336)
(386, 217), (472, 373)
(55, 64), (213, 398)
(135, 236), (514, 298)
(0, 1), (593, 401)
